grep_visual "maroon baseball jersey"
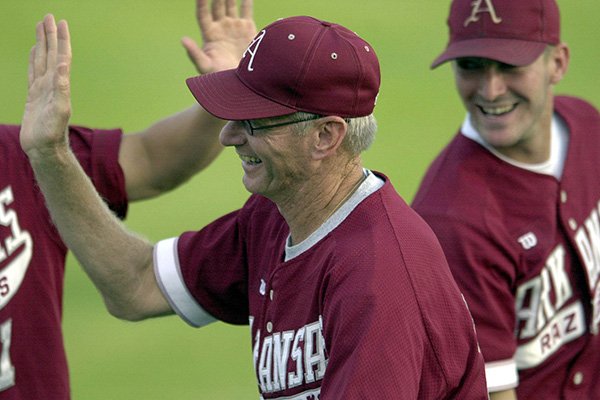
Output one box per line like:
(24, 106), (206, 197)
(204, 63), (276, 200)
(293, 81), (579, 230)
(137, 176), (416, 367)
(0, 124), (127, 399)
(412, 96), (600, 399)
(154, 171), (488, 399)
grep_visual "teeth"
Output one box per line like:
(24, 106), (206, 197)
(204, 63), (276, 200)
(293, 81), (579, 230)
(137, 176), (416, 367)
(481, 104), (515, 115)
(240, 155), (262, 164)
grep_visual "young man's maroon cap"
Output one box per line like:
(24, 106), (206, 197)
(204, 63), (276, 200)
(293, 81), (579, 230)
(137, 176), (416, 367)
(186, 16), (380, 120)
(431, 0), (560, 68)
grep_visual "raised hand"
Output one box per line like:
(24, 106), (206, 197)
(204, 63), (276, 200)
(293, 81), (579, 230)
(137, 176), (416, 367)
(20, 14), (72, 157)
(182, 0), (257, 74)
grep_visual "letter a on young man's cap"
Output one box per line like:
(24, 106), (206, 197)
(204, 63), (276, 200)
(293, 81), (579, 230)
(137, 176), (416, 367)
(431, 0), (560, 68)
(186, 16), (381, 120)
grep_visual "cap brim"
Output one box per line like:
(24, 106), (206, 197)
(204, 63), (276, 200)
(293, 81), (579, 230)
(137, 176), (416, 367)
(186, 70), (297, 121)
(431, 38), (547, 69)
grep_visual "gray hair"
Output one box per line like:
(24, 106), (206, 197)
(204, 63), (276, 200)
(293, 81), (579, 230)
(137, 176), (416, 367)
(289, 112), (377, 155)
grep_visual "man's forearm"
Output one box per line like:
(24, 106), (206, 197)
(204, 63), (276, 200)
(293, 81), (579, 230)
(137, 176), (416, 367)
(120, 104), (225, 201)
(28, 144), (168, 320)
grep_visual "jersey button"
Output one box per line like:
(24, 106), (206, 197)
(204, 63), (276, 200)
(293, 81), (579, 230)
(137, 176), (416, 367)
(573, 371), (584, 386)
(560, 190), (568, 204)
(568, 218), (578, 231)
(269, 289), (274, 301)
(266, 321), (273, 333)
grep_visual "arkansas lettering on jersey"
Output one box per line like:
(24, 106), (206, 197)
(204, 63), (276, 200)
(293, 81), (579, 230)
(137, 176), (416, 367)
(155, 172), (488, 399)
(252, 316), (326, 397)
(0, 124), (127, 399)
(412, 96), (600, 399)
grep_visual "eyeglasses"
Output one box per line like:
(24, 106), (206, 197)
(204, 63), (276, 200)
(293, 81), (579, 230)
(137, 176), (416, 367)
(241, 114), (323, 136)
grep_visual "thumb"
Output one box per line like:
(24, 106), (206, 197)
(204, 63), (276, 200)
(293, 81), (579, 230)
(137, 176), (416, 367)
(182, 37), (210, 74)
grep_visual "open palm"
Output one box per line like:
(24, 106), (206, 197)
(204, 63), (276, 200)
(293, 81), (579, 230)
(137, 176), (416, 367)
(20, 15), (72, 156)
(182, 0), (257, 74)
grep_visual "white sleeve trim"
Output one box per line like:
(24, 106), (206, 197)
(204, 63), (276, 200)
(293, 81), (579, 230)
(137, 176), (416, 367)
(485, 358), (519, 392)
(154, 237), (216, 328)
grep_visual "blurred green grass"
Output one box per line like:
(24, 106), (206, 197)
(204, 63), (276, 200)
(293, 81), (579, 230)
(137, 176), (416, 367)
(1, 1), (598, 398)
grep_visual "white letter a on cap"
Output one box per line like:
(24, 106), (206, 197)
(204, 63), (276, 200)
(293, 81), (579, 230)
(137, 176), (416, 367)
(243, 30), (266, 72)
(464, 0), (503, 27)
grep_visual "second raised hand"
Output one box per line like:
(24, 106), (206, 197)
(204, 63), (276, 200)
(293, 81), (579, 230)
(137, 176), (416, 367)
(182, 0), (257, 74)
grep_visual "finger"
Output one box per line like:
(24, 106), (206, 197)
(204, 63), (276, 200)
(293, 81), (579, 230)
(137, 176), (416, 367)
(182, 37), (211, 74)
(225, 0), (237, 17)
(33, 21), (47, 78)
(27, 46), (36, 89)
(44, 14), (58, 72)
(196, 0), (212, 36)
(56, 19), (72, 71)
(212, 0), (226, 21)
(239, 0), (253, 19)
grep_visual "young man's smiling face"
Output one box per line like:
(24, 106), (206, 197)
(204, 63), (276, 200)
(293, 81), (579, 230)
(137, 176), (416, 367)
(452, 45), (567, 162)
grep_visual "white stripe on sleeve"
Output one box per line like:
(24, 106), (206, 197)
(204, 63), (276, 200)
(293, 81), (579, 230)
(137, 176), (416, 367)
(154, 237), (216, 327)
(485, 358), (519, 392)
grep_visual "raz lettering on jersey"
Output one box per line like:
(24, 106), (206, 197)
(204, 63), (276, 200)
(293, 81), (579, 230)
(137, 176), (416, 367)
(515, 245), (585, 368)
(573, 200), (600, 333)
(252, 318), (327, 395)
(0, 186), (33, 310)
(515, 302), (585, 369)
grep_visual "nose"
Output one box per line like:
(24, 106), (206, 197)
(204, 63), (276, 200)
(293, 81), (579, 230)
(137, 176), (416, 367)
(478, 66), (507, 101)
(219, 121), (247, 147)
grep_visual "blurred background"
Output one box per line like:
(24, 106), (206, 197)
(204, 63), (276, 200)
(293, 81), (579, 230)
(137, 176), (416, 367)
(1, 1), (598, 398)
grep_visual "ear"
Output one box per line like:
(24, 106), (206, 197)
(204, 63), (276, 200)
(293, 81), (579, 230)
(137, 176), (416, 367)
(311, 116), (348, 161)
(548, 43), (570, 85)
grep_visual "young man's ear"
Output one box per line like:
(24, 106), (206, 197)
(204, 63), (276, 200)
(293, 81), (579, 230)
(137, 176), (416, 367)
(312, 116), (348, 160)
(549, 43), (570, 85)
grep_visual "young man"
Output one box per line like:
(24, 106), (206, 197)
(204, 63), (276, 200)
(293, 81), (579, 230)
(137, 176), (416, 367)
(412, 0), (600, 399)
(19, 14), (488, 399)
(0, 1), (255, 398)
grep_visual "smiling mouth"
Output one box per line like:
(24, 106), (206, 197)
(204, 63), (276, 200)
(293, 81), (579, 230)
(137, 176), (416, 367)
(478, 104), (517, 116)
(240, 155), (262, 165)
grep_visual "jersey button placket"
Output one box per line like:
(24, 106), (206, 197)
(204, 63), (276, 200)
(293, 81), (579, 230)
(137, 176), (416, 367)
(266, 288), (274, 332)
(262, 277), (275, 335)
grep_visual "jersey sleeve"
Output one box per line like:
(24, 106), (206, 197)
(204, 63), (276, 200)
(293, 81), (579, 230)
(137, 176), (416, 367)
(154, 209), (250, 327)
(68, 125), (128, 218)
(421, 211), (519, 391)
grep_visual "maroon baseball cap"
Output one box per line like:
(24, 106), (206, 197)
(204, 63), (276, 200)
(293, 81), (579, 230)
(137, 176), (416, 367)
(431, 0), (560, 68)
(186, 16), (380, 120)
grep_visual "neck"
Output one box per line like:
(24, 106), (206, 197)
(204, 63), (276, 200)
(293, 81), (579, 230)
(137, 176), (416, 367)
(495, 121), (552, 164)
(279, 161), (365, 245)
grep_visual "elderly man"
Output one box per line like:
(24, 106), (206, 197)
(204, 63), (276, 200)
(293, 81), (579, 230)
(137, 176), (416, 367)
(20, 14), (488, 399)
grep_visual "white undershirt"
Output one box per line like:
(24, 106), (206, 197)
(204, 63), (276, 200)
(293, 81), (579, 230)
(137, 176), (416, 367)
(461, 113), (569, 179)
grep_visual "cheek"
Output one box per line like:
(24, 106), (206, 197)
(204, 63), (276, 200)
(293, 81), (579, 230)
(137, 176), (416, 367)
(454, 76), (475, 100)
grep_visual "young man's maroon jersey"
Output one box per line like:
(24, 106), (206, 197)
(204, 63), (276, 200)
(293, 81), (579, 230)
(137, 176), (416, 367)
(154, 171), (488, 399)
(0, 125), (127, 399)
(413, 96), (600, 399)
